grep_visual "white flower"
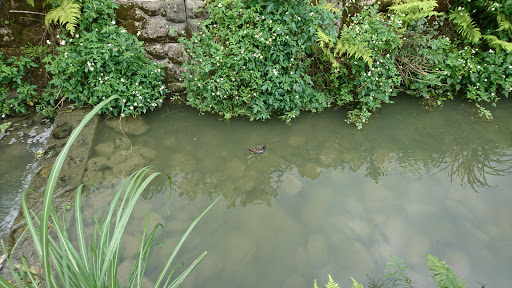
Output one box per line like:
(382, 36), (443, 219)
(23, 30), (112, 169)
(137, 31), (141, 36)
(130, 106), (134, 110)
(121, 78), (125, 82)
(46, 40), (51, 45)
(111, 20), (116, 25)
(218, 3), (222, 7)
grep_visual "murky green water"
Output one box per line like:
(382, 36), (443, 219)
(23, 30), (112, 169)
(0, 116), (53, 240)
(84, 97), (511, 287)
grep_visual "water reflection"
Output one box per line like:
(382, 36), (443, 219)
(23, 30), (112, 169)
(85, 97), (512, 288)
(435, 144), (512, 191)
(89, 99), (512, 207)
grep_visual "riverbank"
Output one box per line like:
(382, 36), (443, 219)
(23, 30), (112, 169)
(0, 104), (99, 278)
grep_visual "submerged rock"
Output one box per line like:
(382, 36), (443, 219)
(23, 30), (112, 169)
(115, 136), (131, 150)
(83, 170), (104, 186)
(94, 142), (115, 158)
(133, 146), (157, 161)
(87, 157), (109, 171)
(52, 122), (73, 139)
(110, 150), (146, 175)
(280, 173), (302, 196)
(105, 117), (149, 136)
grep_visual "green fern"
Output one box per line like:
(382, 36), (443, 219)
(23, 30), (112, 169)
(325, 275), (340, 288)
(426, 254), (468, 288)
(389, 0), (442, 23)
(385, 255), (415, 288)
(482, 35), (512, 52)
(314, 275), (363, 288)
(314, 275), (339, 288)
(351, 277), (364, 288)
(44, 0), (81, 35)
(316, 29), (373, 68)
(335, 35), (373, 67)
(321, 3), (340, 13)
(496, 13), (512, 34)
(449, 9), (482, 43)
(26, 0), (35, 6)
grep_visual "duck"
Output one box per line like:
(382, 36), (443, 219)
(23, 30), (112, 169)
(249, 144), (268, 154)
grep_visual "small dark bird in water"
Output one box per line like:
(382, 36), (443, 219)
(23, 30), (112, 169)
(249, 144), (268, 154)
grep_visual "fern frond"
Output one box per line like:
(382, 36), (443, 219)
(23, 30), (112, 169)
(426, 254), (468, 288)
(44, 0), (82, 35)
(321, 3), (340, 13)
(496, 13), (512, 33)
(389, 1), (442, 22)
(317, 29), (335, 49)
(27, 0), (35, 6)
(482, 35), (512, 52)
(385, 255), (415, 288)
(449, 9), (482, 43)
(336, 35), (373, 67)
(326, 275), (340, 288)
(316, 29), (339, 67)
(351, 277), (364, 288)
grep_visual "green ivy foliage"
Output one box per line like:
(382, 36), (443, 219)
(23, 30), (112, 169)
(0, 52), (38, 118)
(179, 0), (340, 122)
(43, 0), (167, 117)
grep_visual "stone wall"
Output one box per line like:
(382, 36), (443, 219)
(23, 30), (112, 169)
(114, 0), (207, 92)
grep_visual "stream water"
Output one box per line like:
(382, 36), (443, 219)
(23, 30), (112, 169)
(0, 116), (53, 241)
(81, 96), (512, 288)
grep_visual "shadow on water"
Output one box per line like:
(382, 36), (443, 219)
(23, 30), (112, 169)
(96, 97), (512, 206)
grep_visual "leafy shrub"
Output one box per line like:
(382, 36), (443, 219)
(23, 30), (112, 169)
(43, 0), (167, 117)
(448, 1), (511, 118)
(179, 0), (339, 122)
(315, 5), (403, 128)
(451, 0), (512, 48)
(460, 48), (512, 118)
(0, 52), (38, 118)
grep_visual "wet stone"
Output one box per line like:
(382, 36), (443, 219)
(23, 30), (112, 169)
(83, 170), (104, 186)
(87, 157), (109, 171)
(110, 151), (146, 175)
(133, 146), (157, 161)
(94, 142), (115, 158)
(115, 136), (131, 150)
(280, 173), (302, 196)
(52, 122), (72, 139)
(105, 117), (149, 135)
